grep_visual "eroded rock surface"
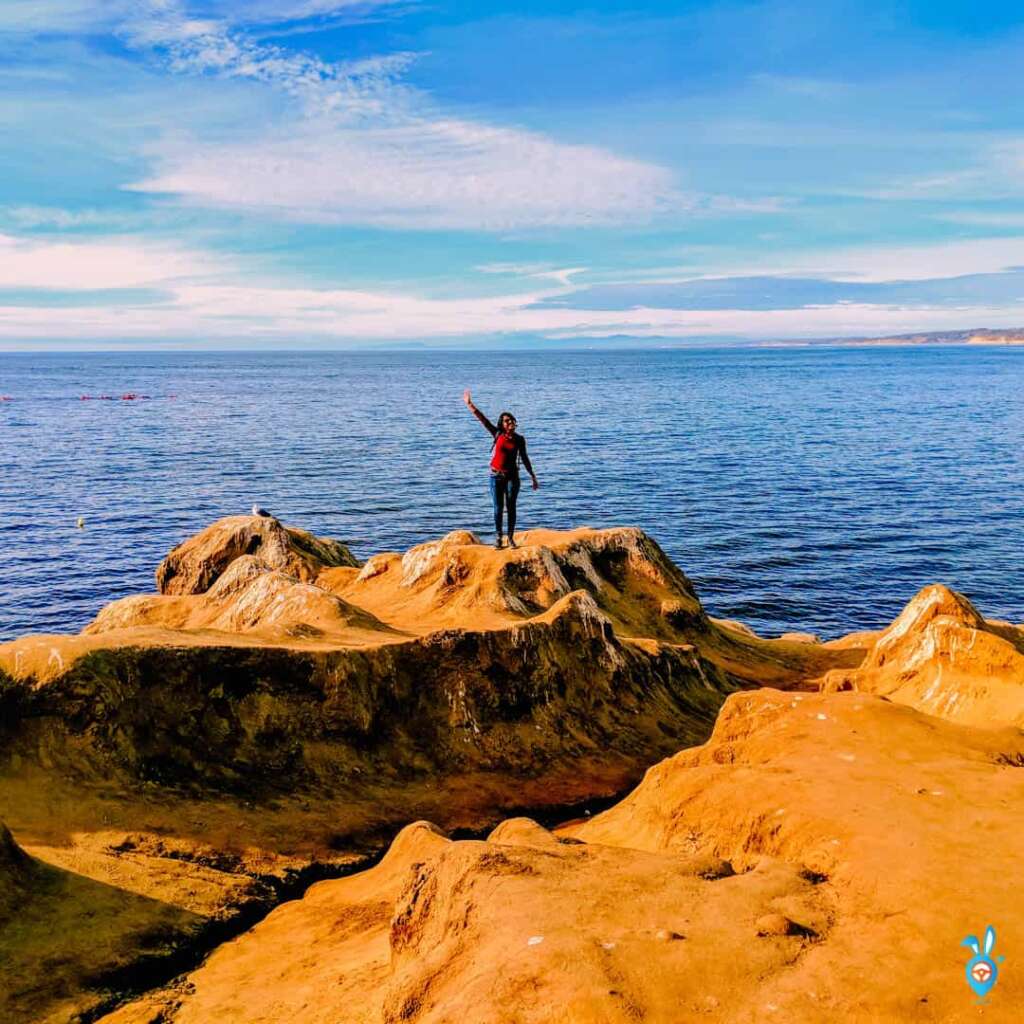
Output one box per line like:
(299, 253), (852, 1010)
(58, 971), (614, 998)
(0, 520), (859, 1022)
(89, 555), (391, 639)
(0, 821), (33, 922)
(14, 519), (1018, 1022)
(822, 583), (1024, 726)
(106, 689), (1024, 1023)
(154, 515), (358, 595)
(0, 816), (290, 1024)
(2, 524), (847, 810)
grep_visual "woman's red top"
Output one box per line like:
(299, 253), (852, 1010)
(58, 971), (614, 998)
(471, 405), (532, 477)
(491, 432), (519, 473)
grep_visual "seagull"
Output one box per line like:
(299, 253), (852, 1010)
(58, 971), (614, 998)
(251, 505), (273, 518)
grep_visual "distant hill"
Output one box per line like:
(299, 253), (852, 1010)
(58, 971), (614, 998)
(764, 326), (1024, 347)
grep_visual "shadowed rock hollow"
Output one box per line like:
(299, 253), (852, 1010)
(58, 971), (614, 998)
(1, 817), (269, 1024)
(0, 821), (34, 922)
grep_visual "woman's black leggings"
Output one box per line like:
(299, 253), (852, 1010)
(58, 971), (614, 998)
(489, 471), (521, 537)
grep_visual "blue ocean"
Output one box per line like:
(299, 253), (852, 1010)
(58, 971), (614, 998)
(2, 346), (1022, 642)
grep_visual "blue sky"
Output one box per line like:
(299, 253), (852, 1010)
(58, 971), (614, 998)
(3, 0), (1024, 347)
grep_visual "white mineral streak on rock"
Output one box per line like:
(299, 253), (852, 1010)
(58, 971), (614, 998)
(536, 546), (572, 595)
(357, 554), (390, 581)
(562, 546), (604, 590)
(875, 589), (946, 652)
(400, 539), (448, 588)
(920, 663), (944, 705)
(496, 588), (533, 616)
(687, 648), (715, 690)
(400, 531), (480, 587)
(446, 674), (482, 736)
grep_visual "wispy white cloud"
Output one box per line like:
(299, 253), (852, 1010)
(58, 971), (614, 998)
(4, 280), (1024, 345)
(837, 169), (992, 201)
(215, 1), (407, 24)
(2, 206), (138, 229)
(3, 227), (1024, 344)
(478, 264), (589, 286)
(538, 303), (1024, 341)
(677, 235), (1024, 283)
(131, 121), (685, 230)
(829, 139), (1024, 203)
(122, 2), (418, 119)
(0, 233), (227, 289)
(5, 227), (1024, 344)
(2, 1), (775, 233)
(0, 0), (399, 34)
(0, 1), (133, 33)
(934, 211), (1024, 228)
(701, 195), (790, 215)
(115, 1), (709, 230)
(475, 264), (589, 288)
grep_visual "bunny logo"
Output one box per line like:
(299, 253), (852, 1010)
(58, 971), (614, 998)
(961, 925), (1002, 1000)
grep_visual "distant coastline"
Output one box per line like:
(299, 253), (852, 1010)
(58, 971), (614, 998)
(7, 327), (1024, 353)
(758, 327), (1024, 348)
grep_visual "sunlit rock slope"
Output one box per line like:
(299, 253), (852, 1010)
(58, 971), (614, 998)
(102, 686), (1024, 1023)
(823, 583), (1024, 726)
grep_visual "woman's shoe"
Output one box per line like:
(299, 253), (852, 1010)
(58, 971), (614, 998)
(494, 536), (504, 549)
(508, 536), (518, 549)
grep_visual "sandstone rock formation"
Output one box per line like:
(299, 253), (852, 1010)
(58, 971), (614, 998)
(89, 554), (392, 639)
(8, 517), (1017, 1023)
(100, 687), (1024, 1023)
(0, 816), (287, 1024)
(1, 523), (847, 811)
(154, 514), (358, 595)
(822, 583), (1024, 726)
(1, 519), (860, 1022)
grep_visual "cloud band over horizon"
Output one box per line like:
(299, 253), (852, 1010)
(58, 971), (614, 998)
(4, 1), (1024, 347)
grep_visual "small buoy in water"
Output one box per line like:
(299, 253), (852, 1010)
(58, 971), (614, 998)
(251, 505), (272, 518)
(76, 517), (85, 529)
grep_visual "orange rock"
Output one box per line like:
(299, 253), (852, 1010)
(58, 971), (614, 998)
(755, 912), (809, 937)
(155, 514), (358, 594)
(1, 524), (849, 810)
(98, 686), (1024, 1022)
(0, 519), (877, 1022)
(822, 584), (1024, 726)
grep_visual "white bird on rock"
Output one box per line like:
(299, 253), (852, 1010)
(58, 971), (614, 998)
(251, 505), (273, 518)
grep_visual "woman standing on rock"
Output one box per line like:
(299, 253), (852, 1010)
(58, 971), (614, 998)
(463, 390), (539, 549)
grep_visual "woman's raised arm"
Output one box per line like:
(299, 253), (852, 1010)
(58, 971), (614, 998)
(463, 389), (497, 436)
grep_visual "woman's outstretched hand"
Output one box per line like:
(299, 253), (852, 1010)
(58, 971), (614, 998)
(462, 389), (473, 409)
(531, 476), (540, 491)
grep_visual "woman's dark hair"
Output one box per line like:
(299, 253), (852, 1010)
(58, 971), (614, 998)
(498, 411), (517, 429)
